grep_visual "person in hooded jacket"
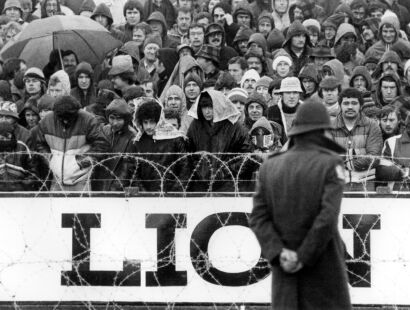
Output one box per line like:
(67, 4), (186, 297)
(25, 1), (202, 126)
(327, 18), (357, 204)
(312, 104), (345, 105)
(143, 0), (176, 29)
(92, 99), (136, 191)
(91, 3), (125, 42)
(146, 11), (178, 48)
(250, 0), (272, 22)
(375, 72), (402, 107)
(298, 63), (320, 103)
(349, 65), (376, 110)
(204, 23), (238, 70)
(18, 98), (40, 130)
(211, 2), (239, 48)
(163, 85), (192, 134)
(70, 62), (96, 109)
(365, 11), (410, 61)
(272, 0), (290, 31)
(322, 58), (350, 89)
(244, 92), (283, 143)
(371, 50), (404, 81)
(0, 120), (40, 191)
(128, 98), (188, 192)
(233, 26), (254, 56)
(160, 55), (204, 104)
(232, 1), (254, 29)
(186, 90), (251, 192)
(35, 95), (110, 191)
(282, 20), (312, 76)
(257, 11), (274, 38)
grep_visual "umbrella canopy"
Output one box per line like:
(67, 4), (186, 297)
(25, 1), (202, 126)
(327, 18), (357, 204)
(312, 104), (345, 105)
(1, 15), (122, 69)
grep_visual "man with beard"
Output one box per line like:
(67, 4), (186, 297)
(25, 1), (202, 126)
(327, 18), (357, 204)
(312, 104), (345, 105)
(62, 50), (78, 72)
(379, 105), (401, 141)
(233, 27), (254, 56)
(240, 69), (260, 95)
(211, 2), (239, 47)
(188, 23), (205, 54)
(372, 50), (403, 80)
(204, 23), (238, 70)
(282, 21), (311, 76)
(331, 88), (383, 172)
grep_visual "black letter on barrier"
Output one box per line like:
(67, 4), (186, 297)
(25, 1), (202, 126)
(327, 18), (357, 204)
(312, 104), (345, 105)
(190, 212), (270, 286)
(343, 214), (381, 287)
(61, 213), (141, 286)
(146, 213), (187, 286)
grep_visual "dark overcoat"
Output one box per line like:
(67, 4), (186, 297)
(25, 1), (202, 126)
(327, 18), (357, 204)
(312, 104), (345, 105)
(249, 135), (352, 310)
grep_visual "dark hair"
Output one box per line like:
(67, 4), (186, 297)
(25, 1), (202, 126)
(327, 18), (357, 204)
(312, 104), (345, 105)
(318, 85), (342, 98)
(164, 108), (181, 127)
(2, 58), (25, 81)
(137, 100), (161, 124)
(62, 50), (79, 64)
(212, 2), (232, 17)
(289, 3), (304, 23)
(193, 11), (211, 23)
(338, 87), (364, 106)
(198, 92), (213, 111)
(142, 80), (158, 97)
(380, 75), (397, 84)
(133, 22), (152, 35)
(228, 56), (248, 70)
(379, 105), (400, 120)
(188, 23), (205, 38)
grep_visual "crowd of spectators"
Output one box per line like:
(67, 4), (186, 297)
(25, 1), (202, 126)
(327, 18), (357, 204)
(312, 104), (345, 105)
(0, 0), (409, 192)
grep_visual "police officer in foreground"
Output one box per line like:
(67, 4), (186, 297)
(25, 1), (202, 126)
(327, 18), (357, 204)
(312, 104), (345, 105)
(249, 101), (352, 310)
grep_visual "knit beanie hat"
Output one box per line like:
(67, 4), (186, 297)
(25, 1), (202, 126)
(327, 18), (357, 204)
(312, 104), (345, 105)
(24, 67), (45, 83)
(79, 0), (96, 13)
(245, 92), (268, 112)
(215, 71), (236, 91)
(272, 55), (292, 71)
(123, 85), (145, 101)
(38, 94), (56, 111)
(75, 62), (93, 79)
(49, 70), (71, 95)
(53, 95), (81, 115)
(97, 79), (115, 92)
(227, 88), (248, 104)
(106, 98), (131, 118)
(184, 72), (203, 90)
(267, 28), (285, 51)
(303, 19), (321, 33)
(143, 34), (162, 49)
(255, 76), (273, 89)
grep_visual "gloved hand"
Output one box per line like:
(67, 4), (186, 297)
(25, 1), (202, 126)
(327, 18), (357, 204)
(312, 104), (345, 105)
(75, 155), (94, 170)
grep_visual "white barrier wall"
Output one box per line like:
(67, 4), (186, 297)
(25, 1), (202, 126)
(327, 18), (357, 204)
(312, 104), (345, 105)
(0, 197), (404, 304)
